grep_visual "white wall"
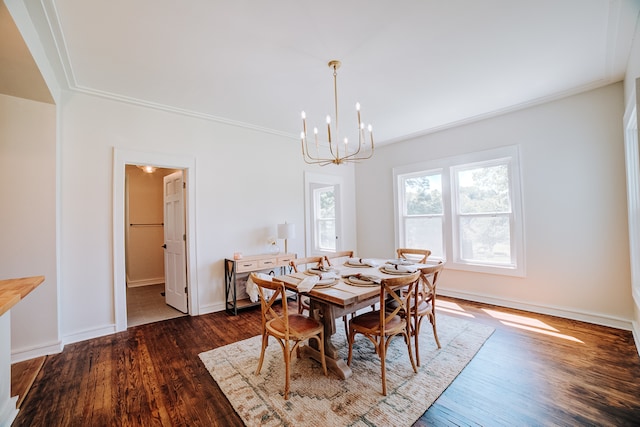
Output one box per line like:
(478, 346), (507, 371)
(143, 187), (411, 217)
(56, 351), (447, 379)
(57, 90), (357, 344)
(355, 82), (632, 327)
(0, 94), (61, 361)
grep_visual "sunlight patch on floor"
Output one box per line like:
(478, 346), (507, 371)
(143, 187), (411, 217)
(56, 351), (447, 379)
(482, 308), (557, 331)
(436, 300), (475, 318)
(482, 308), (583, 343)
(499, 321), (584, 343)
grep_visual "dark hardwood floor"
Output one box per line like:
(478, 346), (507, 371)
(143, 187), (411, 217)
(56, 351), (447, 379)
(12, 297), (640, 426)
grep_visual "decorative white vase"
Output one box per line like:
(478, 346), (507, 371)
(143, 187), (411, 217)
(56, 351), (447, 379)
(268, 244), (280, 254)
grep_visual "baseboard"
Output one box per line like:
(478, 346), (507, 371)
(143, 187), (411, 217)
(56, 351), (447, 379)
(126, 277), (165, 288)
(632, 320), (640, 357)
(10, 340), (63, 364)
(62, 324), (117, 346)
(440, 288), (634, 331)
(633, 288), (640, 356)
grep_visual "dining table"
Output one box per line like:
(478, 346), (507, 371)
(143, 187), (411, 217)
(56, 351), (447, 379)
(276, 258), (428, 379)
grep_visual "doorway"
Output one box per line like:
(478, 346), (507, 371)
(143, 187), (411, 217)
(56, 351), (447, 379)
(304, 172), (344, 257)
(113, 148), (199, 333)
(124, 165), (186, 326)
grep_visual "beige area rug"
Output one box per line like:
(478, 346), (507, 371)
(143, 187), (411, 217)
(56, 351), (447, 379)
(199, 315), (494, 426)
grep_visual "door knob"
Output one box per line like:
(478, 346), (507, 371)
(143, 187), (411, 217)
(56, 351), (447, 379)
(162, 244), (167, 249)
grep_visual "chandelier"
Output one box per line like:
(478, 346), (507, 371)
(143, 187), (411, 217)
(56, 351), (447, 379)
(300, 60), (374, 166)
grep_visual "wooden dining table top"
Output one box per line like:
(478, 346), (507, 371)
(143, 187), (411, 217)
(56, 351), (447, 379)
(276, 259), (427, 308)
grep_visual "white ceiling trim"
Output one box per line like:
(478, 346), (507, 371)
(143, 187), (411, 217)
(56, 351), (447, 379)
(72, 84), (297, 139)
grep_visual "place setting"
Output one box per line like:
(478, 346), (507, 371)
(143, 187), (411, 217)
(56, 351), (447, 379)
(341, 273), (382, 287)
(343, 257), (381, 268)
(298, 266), (340, 289)
(379, 258), (419, 275)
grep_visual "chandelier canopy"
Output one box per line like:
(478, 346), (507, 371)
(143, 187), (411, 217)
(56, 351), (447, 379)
(300, 60), (374, 166)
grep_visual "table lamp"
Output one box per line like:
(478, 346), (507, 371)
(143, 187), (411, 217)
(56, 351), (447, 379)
(277, 222), (296, 254)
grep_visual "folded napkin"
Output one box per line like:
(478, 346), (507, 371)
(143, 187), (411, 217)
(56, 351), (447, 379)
(297, 275), (319, 292)
(307, 268), (337, 277)
(386, 258), (415, 266)
(317, 271), (338, 280)
(347, 258), (380, 267)
(384, 264), (418, 273)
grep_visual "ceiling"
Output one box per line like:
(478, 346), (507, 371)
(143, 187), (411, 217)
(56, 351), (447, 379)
(3, 0), (640, 144)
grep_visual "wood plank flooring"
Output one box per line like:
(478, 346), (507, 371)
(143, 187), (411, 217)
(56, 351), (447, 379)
(10, 356), (45, 409)
(12, 297), (640, 426)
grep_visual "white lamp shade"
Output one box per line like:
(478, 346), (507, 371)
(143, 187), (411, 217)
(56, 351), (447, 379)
(277, 223), (296, 240)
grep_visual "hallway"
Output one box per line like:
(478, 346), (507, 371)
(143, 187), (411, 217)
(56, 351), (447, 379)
(126, 284), (186, 327)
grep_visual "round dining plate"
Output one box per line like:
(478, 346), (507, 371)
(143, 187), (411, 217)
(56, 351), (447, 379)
(379, 266), (415, 275)
(343, 262), (371, 268)
(345, 276), (379, 287)
(314, 279), (339, 288)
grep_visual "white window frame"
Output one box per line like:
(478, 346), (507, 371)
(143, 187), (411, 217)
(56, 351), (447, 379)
(397, 168), (446, 258)
(393, 145), (525, 277)
(304, 172), (343, 257)
(313, 185), (337, 252)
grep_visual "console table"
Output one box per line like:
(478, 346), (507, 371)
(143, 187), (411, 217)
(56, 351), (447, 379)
(224, 253), (295, 315)
(0, 275), (44, 426)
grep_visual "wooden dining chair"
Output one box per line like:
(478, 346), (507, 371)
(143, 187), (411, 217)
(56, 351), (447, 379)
(324, 250), (358, 333)
(396, 248), (432, 264)
(346, 271), (421, 396)
(411, 262), (445, 366)
(289, 256), (325, 314)
(251, 273), (327, 400)
(324, 250), (354, 267)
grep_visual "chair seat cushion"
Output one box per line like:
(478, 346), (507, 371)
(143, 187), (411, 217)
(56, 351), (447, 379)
(414, 300), (432, 315)
(269, 314), (323, 337)
(350, 310), (404, 334)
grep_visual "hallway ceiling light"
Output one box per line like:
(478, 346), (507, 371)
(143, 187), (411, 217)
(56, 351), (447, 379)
(137, 165), (157, 173)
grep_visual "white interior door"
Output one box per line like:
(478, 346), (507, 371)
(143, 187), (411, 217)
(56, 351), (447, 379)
(163, 171), (188, 313)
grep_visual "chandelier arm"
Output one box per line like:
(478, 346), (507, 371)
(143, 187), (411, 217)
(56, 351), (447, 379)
(302, 138), (328, 163)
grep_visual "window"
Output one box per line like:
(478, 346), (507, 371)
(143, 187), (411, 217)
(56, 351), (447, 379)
(313, 186), (336, 251)
(395, 146), (524, 276)
(305, 172), (343, 256)
(400, 171), (444, 258)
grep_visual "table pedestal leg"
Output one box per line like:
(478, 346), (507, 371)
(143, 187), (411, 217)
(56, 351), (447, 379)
(304, 299), (352, 379)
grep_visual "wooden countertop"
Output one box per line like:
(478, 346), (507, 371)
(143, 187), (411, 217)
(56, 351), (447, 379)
(0, 276), (45, 316)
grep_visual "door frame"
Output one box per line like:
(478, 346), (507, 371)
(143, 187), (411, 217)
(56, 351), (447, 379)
(113, 148), (198, 332)
(304, 172), (344, 257)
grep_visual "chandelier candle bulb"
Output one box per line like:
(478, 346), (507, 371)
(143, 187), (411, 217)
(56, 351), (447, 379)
(301, 111), (307, 134)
